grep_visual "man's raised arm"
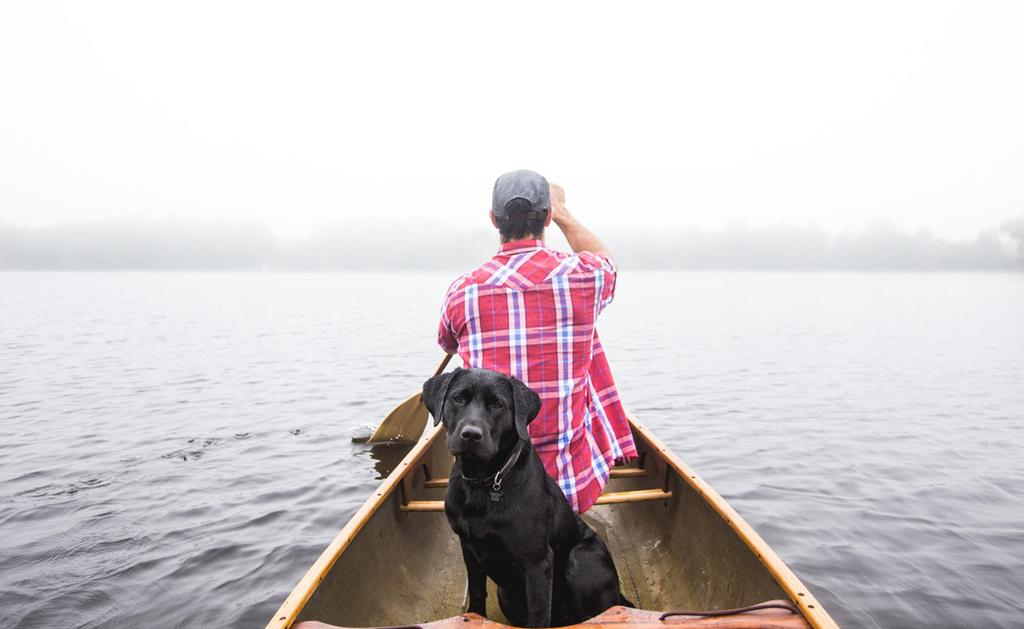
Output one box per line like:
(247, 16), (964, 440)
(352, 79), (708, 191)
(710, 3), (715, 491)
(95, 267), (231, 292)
(549, 183), (613, 261)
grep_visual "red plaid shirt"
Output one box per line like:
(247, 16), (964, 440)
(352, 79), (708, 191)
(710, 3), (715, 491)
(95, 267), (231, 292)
(438, 239), (638, 512)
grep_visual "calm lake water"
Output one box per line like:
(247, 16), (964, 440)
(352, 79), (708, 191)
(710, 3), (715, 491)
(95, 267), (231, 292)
(1, 271), (1022, 628)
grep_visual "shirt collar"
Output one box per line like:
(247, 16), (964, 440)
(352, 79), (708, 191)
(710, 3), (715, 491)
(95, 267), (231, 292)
(498, 239), (545, 256)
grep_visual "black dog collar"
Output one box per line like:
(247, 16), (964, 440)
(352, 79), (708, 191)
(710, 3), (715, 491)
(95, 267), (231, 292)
(461, 441), (524, 502)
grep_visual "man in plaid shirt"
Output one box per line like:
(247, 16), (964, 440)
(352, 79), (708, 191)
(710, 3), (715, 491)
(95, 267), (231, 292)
(437, 170), (638, 513)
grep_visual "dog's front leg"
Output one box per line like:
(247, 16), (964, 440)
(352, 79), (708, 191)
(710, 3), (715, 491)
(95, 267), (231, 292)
(522, 548), (553, 628)
(460, 542), (488, 616)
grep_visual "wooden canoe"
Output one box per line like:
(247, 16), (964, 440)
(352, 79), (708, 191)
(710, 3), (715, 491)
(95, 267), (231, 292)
(266, 415), (838, 629)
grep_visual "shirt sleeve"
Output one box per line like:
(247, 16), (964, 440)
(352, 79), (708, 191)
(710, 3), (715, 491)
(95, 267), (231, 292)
(576, 251), (618, 314)
(437, 276), (467, 354)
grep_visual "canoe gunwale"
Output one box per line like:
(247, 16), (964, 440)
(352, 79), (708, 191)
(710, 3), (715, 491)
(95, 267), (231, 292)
(625, 416), (837, 629)
(266, 416), (838, 629)
(266, 425), (446, 629)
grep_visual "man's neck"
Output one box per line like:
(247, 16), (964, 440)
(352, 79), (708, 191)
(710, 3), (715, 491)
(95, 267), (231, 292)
(500, 234), (545, 245)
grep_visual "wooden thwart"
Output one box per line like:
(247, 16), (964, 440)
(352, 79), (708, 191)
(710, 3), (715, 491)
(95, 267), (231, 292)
(607, 467), (648, 478)
(400, 500), (447, 512)
(422, 466), (646, 490)
(594, 488), (672, 505)
(401, 488), (672, 512)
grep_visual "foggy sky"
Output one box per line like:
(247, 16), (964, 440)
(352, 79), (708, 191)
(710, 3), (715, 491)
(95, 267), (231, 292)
(2, 2), (1023, 242)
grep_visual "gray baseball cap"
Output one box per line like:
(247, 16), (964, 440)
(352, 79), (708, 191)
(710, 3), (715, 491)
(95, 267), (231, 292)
(492, 169), (550, 219)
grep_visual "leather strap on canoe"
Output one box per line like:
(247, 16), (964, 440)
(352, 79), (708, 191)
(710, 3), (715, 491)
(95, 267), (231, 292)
(659, 601), (799, 620)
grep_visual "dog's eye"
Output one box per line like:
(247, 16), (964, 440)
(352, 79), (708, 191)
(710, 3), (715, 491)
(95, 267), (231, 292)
(451, 394), (466, 404)
(490, 400), (504, 409)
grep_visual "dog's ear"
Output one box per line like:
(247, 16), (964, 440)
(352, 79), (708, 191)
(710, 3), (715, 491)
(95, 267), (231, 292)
(422, 368), (462, 426)
(510, 376), (542, 441)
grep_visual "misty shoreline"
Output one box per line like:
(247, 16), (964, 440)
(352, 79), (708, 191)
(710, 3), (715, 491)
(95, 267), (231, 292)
(2, 218), (1022, 272)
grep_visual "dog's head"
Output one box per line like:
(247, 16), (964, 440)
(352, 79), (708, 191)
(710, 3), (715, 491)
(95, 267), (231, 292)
(422, 368), (542, 461)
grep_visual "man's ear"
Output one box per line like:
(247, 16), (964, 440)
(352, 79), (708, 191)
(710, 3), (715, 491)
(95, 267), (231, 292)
(422, 368), (462, 426)
(509, 376), (542, 441)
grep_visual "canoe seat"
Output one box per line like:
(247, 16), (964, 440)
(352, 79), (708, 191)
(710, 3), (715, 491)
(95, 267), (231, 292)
(401, 488), (671, 512)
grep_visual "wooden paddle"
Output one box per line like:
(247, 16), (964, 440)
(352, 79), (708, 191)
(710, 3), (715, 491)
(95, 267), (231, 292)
(365, 354), (455, 443)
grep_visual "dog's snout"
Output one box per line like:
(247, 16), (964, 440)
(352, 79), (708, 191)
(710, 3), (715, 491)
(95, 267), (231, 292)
(460, 426), (483, 442)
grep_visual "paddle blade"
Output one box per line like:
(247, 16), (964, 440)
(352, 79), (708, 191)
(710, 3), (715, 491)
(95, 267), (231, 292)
(366, 392), (430, 443)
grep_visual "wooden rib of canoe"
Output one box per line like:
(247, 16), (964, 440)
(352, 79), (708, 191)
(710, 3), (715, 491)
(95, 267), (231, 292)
(267, 415), (838, 629)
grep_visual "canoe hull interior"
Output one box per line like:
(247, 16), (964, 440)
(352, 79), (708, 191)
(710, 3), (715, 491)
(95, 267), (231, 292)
(279, 420), (833, 629)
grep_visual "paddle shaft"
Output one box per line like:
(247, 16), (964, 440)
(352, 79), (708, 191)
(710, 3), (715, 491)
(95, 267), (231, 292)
(432, 353), (455, 377)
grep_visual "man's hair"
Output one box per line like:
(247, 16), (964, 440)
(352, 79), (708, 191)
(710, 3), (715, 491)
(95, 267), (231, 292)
(495, 198), (546, 241)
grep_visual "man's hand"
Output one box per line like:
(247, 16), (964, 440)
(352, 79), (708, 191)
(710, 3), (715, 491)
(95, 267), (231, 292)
(549, 182), (569, 226)
(547, 182), (613, 260)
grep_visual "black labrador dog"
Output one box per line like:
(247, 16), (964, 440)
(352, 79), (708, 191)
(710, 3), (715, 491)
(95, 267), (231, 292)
(422, 368), (632, 628)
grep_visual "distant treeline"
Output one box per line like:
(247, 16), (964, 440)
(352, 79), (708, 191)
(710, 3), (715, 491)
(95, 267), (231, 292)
(615, 220), (1024, 271)
(1, 218), (1022, 271)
